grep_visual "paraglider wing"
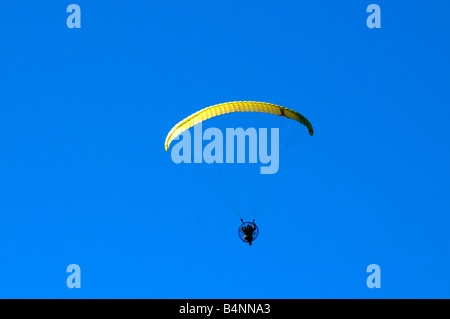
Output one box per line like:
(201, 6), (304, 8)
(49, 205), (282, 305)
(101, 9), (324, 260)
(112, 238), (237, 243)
(164, 101), (314, 151)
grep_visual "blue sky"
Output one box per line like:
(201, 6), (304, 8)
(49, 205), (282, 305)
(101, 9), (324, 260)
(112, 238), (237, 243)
(0, 1), (449, 298)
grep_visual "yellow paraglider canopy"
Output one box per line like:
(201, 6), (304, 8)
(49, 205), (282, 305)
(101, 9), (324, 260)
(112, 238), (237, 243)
(164, 101), (314, 151)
